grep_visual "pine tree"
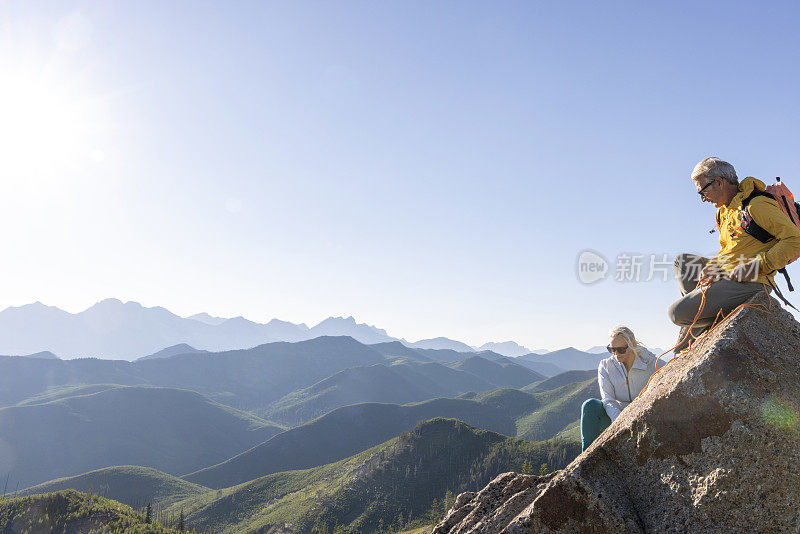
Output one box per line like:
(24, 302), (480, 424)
(428, 498), (440, 523)
(539, 462), (549, 476)
(521, 459), (533, 474)
(444, 490), (455, 513)
(145, 502), (152, 524)
(178, 509), (185, 532)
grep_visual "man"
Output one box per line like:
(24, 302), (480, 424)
(668, 157), (800, 352)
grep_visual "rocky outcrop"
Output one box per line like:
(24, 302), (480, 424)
(433, 292), (800, 533)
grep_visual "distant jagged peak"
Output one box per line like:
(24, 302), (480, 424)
(225, 315), (259, 325)
(477, 340), (532, 357)
(188, 312), (228, 326)
(313, 315), (381, 330)
(28, 300), (59, 309)
(82, 298), (177, 317)
(300, 334), (368, 346)
(138, 343), (208, 361)
(473, 349), (512, 361)
(552, 345), (580, 352)
(1, 300), (70, 314)
(309, 315), (393, 342)
(265, 318), (309, 330)
(23, 350), (60, 359)
(89, 297), (141, 310)
(96, 297), (124, 306)
(322, 315), (357, 324)
(407, 337), (476, 352)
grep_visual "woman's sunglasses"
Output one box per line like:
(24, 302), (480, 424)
(607, 345), (628, 354)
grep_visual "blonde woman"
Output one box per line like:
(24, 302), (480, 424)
(580, 326), (657, 451)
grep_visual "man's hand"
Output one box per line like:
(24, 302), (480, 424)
(728, 259), (761, 282)
(698, 263), (724, 285)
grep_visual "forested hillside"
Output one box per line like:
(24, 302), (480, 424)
(170, 419), (579, 533)
(0, 489), (181, 533)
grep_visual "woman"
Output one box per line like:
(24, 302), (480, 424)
(580, 326), (657, 451)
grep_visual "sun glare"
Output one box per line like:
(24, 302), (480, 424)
(0, 65), (107, 190)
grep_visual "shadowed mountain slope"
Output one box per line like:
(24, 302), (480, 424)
(523, 369), (596, 393)
(514, 378), (599, 440)
(408, 337), (475, 352)
(368, 341), (432, 361)
(517, 347), (604, 371)
(137, 343), (208, 361)
(492, 356), (564, 378)
(187, 369), (597, 491)
(184, 399), (517, 489)
(20, 465), (210, 508)
(135, 335), (387, 410)
(13, 383), (121, 406)
(171, 419), (579, 534)
(0, 356), (145, 407)
(0, 336), (386, 410)
(0, 386), (283, 489)
(263, 356), (540, 426)
(450, 356), (544, 389)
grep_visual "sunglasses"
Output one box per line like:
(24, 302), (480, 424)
(698, 178), (716, 199)
(607, 345), (628, 354)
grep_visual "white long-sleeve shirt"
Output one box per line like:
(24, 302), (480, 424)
(598, 348), (657, 421)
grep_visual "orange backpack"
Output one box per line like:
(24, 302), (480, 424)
(765, 178), (800, 264)
(739, 177), (800, 307)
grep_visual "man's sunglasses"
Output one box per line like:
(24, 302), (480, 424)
(698, 178), (716, 199)
(607, 345), (628, 354)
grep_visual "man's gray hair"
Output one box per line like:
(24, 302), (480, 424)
(691, 157), (739, 185)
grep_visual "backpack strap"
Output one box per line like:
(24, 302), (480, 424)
(778, 268), (795, 291)
(740, 191), (776, 243)
(741, 190), (796, 292)
(767, 277), (799, 310)
(780, 196), (799, 226)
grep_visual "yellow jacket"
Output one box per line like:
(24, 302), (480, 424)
(710, 177), (800, 284)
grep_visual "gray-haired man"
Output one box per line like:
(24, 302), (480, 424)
(668, 157), (800, 352)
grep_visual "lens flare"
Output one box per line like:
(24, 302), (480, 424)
(760, 396), (799, 433)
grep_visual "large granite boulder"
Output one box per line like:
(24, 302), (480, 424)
(433, 292), (800, 533)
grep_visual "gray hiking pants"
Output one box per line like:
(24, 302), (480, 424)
(667, 253), (767, 334)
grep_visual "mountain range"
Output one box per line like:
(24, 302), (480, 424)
(262, 356), (545, 426)
(0, 385), (285, 489)
(2, 330), (601, 532)
(0, 335), (388, 410)
(0, 299), (549, 360)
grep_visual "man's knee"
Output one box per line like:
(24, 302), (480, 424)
(668, 297), (696, 326)
(582, 398), (604, 417)
(673, 253), (694, 269)
(673, 253), (706, 282)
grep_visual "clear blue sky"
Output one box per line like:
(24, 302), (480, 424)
(1, 1), (799, 351)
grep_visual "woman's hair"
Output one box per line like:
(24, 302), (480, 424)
(608, 325), (646, 357)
